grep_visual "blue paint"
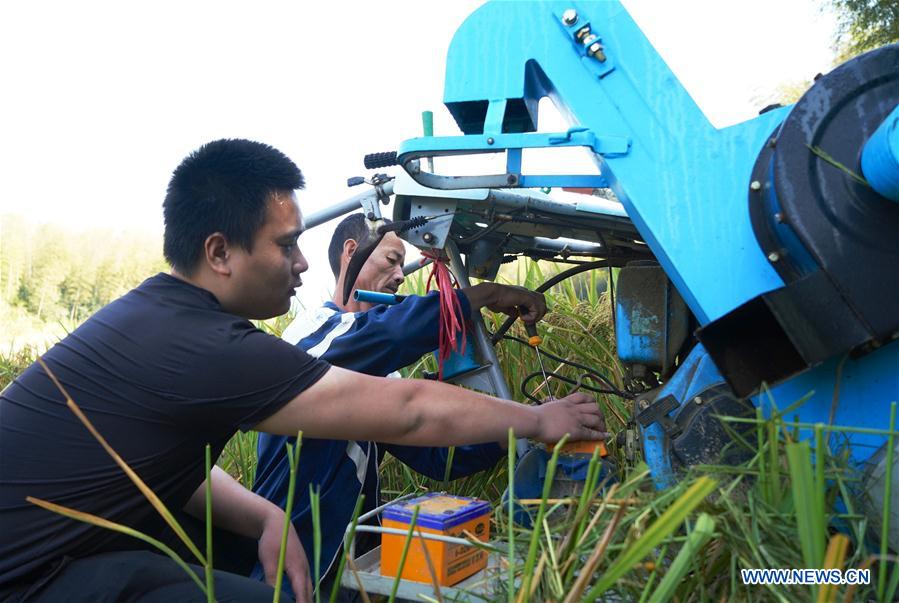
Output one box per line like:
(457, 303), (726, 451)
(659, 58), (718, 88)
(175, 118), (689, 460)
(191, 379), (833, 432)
(861, 103), (899, 203)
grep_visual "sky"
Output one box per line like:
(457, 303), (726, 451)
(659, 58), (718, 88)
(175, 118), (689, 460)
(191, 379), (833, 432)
(0, 0), (838, 308)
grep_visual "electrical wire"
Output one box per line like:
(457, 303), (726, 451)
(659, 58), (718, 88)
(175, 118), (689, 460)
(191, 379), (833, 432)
(503, 335), (633, 400)
(490, 259), (628, 344)
(520, 370), (629, 404)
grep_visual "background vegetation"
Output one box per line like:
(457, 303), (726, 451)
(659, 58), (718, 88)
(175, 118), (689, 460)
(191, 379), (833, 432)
(0, 213), (167, 352)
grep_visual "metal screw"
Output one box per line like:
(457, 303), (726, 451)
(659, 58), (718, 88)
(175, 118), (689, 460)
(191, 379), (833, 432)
(507, 174), (518, 185)
(366, 211), (375, 220)
(575, 26), (591, 41)
(486, 137), (494, 145)
(562, 9), (578, 26)
(750, 180), (761, 191)
(768, 251), (780, 262)
(774, 212), (784, 223)
(582, 33), (598, 46)
(589, 41), (606, 62)
(422, 232), (435, 244)
(694, 397), (703, 405)
(638, 399), (649, 410)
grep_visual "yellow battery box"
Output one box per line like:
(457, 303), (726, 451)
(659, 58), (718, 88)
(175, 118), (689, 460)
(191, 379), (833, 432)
(381, 492), (491, 586)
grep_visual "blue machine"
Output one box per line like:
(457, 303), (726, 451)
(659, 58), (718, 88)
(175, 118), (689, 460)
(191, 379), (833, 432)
(384, 1), (899, 481)
(316, 0), (898, 522)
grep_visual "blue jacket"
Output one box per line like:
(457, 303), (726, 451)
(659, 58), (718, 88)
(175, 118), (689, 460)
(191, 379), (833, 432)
(252, 291), (504, 583)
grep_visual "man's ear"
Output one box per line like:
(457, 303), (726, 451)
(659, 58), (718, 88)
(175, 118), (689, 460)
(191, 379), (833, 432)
(204, 232), (232, 276)
(342, 238), (358, 261)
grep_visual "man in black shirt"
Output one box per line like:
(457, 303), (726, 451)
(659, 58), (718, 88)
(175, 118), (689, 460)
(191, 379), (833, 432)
(0, 139), (605, 602)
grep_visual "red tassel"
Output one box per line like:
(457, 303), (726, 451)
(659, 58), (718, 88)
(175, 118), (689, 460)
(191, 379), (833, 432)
(421, 251), (467, 380)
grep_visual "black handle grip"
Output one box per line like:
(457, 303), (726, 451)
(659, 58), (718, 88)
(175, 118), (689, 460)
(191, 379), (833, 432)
(363, 151), (398, 169)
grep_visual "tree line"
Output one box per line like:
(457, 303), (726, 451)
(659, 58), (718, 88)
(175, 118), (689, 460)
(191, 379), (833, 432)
(0, 214), (167, 348)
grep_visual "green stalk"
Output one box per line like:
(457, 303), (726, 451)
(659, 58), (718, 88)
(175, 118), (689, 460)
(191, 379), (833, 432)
(756, 407), (769, 503)
(309, 484), (321, 603)
(878, 402), (896, 599)
(768, 419), (782, 508)
(273, 432), (303, 603)
(441, 446), (456, 489)
(329, 495), (365, 603)
(520, 436), (568, 597)
(648, 513), (716, 603)
(38, 358), (207, 566)
(507, 428), (516, 603)
(584, 476), (717, 599)
(786, 440), (825, 568)
(27, 496), (207, 595)
(388, 505), (421, 603)
(205, 444), (215, 603)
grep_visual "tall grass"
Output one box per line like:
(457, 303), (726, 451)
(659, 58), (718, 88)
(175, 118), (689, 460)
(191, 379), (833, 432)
(3, 257), (895, 600)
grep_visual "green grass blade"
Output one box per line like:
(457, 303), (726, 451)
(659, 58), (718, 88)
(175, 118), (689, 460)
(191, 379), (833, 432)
(647, 513), (716, 603)
(441, 446), (456, 489)
(310, 484), (322, 603)
(388, 505), (421, 603)
(507, 428), (516, 603)
(329, 495), (365, 603)
(785, 440), (825, 568)
(273, 432), (303, 603)
(879, 402), (897, 599)
(27, 496), (207, 596)
(204, 444), (215, 603)
(584, 476), (718, 598)
(520, 436), (568, 598)
(37, 357), (207, 566)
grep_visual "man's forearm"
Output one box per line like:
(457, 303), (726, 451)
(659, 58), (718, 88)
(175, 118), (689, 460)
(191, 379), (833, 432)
(254, 366), (601, 445)
(397, 379), (540, 446)
(459, 283), (498, 318)
(184, 466), (280, 539)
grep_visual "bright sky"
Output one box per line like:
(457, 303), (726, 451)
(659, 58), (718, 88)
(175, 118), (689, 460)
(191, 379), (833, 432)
(0, 0), (838, 308)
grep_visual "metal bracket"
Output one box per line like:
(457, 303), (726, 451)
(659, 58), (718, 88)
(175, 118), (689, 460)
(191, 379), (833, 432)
(635, 394), (681, 438)
(397, 129), (627, 190)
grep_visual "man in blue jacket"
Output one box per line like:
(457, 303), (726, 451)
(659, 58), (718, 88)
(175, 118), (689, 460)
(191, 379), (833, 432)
(253, 213), (547, 592)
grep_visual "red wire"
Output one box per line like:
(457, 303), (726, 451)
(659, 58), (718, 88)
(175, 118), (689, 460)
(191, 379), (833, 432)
(421, 251), (467, 380)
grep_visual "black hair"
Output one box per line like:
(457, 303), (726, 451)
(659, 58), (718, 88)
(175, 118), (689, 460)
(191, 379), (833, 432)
(327, 213), (392, 278)
(163, 139), (304, 275)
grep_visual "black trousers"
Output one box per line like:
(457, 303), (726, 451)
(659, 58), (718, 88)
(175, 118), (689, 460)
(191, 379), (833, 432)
(0, 550), (289, 603)
(0, 515), (289, 603)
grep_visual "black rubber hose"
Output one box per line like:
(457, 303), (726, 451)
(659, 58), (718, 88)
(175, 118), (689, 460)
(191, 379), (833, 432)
(502, 335), (626, 394)
(520, 371), (625, 404)
(364, 151), (398, 169)
(490, 258), (626, 344)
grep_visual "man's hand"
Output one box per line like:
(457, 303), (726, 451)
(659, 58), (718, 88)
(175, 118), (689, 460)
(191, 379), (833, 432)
(258, 510), (313, 603)
(463, 283), (547, 322)
(531, 392), (608, 444)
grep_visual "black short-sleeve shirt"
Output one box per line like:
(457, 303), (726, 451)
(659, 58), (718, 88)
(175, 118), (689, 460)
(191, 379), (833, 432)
(0, 273), (329, 586)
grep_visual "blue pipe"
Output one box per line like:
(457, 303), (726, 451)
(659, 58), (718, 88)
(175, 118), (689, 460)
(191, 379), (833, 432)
(353, 290), (406, 305)
(861, 104), (899, 203)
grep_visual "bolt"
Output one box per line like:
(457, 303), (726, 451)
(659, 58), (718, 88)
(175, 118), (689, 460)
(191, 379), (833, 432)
(774, 212), (784, 223)
(562, 9), (578, 26)
(486, 137), (494, 145)
(694, 396), (703, 405)
(750, 180), (761, 191)
(575, 26), (591, 41)
(422, 232), (435, 244)
(507, 174), (518, 185)
(768, 251), (780, 262)
(366, 211), (375, 220)
(638, 399), (649, 410)
(589, 41), (606, 62)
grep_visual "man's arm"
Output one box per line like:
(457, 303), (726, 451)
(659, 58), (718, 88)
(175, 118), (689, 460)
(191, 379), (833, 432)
(253, 366), (604, 445)
(184, 467), (312, 603)
(461, 282), (546, 323)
